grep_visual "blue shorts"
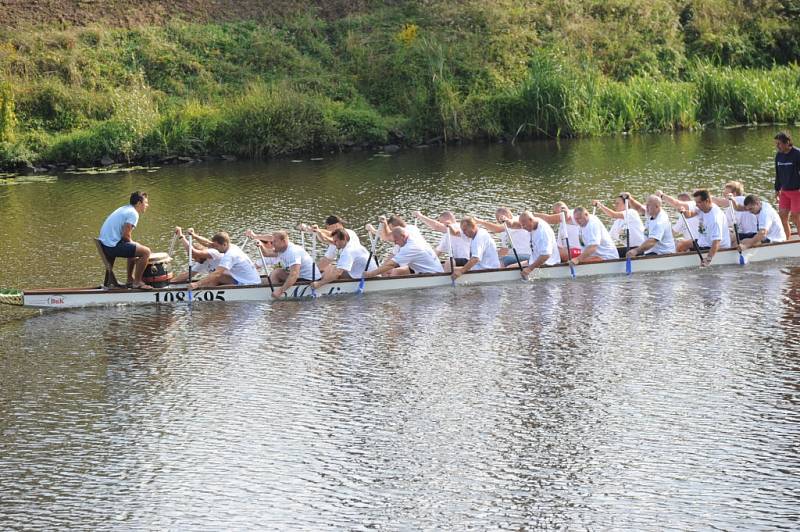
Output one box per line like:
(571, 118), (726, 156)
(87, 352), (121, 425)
(101, 240), (137, 259)
(501, 253), (530, 266)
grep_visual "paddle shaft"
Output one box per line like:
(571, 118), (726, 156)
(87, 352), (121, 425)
(560, 210), (577, 278)
(187, 235), (193, 302)
(680, 211), (705, 263)
(728, 202), (745, 264)
(503, 222), (523, 270)
(447, 227), (456, 285)
(256, 239), (275, 293)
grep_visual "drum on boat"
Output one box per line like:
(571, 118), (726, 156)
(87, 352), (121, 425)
(143, 252), (174, 288)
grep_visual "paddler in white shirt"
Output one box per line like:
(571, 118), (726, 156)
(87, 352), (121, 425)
(534, 201), (581, 262)
(451, 216), (501, 280)
(304, 215), (361, 273)
(189, 231), (261, 289)
(255, 230), (316, 298)
(730, 194), (786, 248)
(474, 207), (533, 268)
(171, 226), (224, 283)
(626, 195), (676, 257)
(591, 194), (646, 254)
(362, 227), (444, 278)
(571, 206), (619, 264)
(678, 189), (731, 267)
(368, 214), (434, 276)
(518, 211), (560, 279)
(413, 210), (471, 270)
(310, 228), (374, 289)
(712, 181), (757, 239)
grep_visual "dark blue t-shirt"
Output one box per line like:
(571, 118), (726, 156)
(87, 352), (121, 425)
(775, 146), (800, 191)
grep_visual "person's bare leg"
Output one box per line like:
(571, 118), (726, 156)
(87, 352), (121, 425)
(676, 239), (694, 252)
(791, 211), (800, 238)
(388, 266), (412, 277)
(271, 269), (288, 285)
(132, 245), (151, 287)
(581, 256), (603, 263)
(559, 246), (569, 262)
(779, 209), (791, 240)
(193, 271), (236, 288)
(126, 258), (136, 284)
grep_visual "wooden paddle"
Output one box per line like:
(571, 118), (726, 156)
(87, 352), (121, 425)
(254, 238), (275, 294)
(310, 232), (318, 298)
(359, 222), (382, 293)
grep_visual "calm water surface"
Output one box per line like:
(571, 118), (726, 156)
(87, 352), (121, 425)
(1, 129), (799, 529)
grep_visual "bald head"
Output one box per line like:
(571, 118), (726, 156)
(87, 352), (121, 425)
(495, 207), (513, 223)
(645, 195), (662, 218)
(439, 210), (456, 224)
(519, 210), (537, 231)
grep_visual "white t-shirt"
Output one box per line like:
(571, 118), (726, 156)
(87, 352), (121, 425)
(529, 220), (560, 266)
(219, 244), (261, 285)
(98, 205), (139, 247)
(578, 215), (619, 260)
(725, 196), (758, 234)
(276, 242), (316, 280)
(755, 201), (786, 242)
(696, 204), (731, 248)
(335, 239), (372, 278)
(469, 228), (501, 270)
(672, 200), (701, 240)
(190, 248), (223, 274)
(609, 208), (646, 247)
(557, 218), (581, 249)
(435, 227), (471, 259)
(324, 229), (360, 260)
(644, 210), (676, 255)
(393, 237), (444, 274)
(499, 227), (533, 256)
(391, 225), (427, 256)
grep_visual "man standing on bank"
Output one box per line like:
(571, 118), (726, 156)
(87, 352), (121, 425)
(98, 191), (152, 289)
(775, 132), (800, 239)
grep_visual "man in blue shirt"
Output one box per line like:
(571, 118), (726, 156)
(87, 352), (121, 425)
(98, 191), (152, 289)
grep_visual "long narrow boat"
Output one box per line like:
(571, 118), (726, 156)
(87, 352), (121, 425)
(2, 240), (800, 309)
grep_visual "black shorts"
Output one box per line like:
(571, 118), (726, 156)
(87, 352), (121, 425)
(617, 246), (637, 258)
(101, 240), (137, 258)
(738, 232), (757, 240)
(453, 258), (468, 267)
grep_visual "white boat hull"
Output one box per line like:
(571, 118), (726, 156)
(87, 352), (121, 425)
(5, 240), (800, 309)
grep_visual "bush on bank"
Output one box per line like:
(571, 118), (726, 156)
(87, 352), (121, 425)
(0, 2), (799, 168)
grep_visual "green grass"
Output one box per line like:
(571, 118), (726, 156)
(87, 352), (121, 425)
(0, 1), (799, 168)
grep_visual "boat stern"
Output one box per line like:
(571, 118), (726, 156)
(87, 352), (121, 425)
(0, 288), (24, 307)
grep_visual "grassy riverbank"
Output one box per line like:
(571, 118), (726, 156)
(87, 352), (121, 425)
(1, 1), (799, 169)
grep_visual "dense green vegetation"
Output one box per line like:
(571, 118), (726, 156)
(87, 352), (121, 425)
(1, 0), (799, 168)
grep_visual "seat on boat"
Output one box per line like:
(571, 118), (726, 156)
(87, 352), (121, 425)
(94, 238), (124, 289)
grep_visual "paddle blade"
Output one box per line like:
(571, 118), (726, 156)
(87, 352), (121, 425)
(569, 263), (576, 279)
(626, 257), (632, 275)
(357, 277), (365, 294)
(739, 253), (746, 265)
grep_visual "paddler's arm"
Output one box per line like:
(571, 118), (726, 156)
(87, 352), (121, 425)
(452, 256), (479, 279)
(413, 211), (447, 232)
(592, 200), (624, 219)
(361, 259), (398, 278)
(702, 240), (720, 267)
(309, 225), (334, 245)
(121, 223), (134, 242)
(723, 193), (745, 211)
(620, 193), (646, 214)
(533, 212), (561, 224)
(656, 190), (692, 211)
(521, 253), (551, 279)
(571, 245), (597, 265)
(186, 228), (213, 247)
(273, 264), (301, 299)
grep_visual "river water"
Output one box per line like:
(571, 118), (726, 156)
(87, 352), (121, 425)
(1, 128), (799, 529)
